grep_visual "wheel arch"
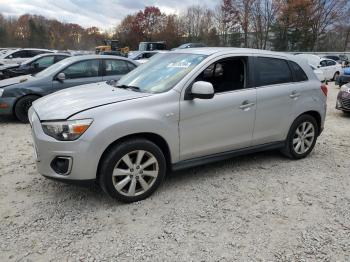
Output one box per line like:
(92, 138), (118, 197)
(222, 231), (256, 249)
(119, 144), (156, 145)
(297, 110), (322, 136)
(96, 132), (172, 182)
(12, 93), (42, 114)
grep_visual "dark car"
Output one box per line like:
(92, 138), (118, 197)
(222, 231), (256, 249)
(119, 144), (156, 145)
(335, 67), (350, 87)
(0, 55), (139, 122)
(0, 53), (70, 79)
(336, 83), (350, 114)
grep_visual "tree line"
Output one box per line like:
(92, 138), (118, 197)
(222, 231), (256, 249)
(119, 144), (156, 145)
(1, 0), (349, 52)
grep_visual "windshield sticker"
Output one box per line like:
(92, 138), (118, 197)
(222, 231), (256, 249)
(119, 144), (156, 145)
(167, 61), (191, 68)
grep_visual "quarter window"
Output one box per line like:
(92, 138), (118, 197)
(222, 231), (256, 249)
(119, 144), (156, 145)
(289, 61), (308, 82)
(255, 57), (293, 86)
(104, 60), (129, 76)
(62, 60), (100, 79)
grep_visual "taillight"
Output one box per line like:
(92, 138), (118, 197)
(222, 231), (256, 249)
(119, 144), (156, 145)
(321, 84), (328, 97)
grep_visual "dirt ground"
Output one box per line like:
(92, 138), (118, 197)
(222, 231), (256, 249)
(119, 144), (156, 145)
(0, 82), (349, 261)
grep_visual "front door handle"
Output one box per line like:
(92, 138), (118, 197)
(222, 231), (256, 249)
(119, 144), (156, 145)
(239, 100), (255, 110)
(289, 91), (301, 99)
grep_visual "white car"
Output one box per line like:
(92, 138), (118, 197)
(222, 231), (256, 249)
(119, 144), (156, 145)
(310, 65), (325, 82)
(0, 48), (53, 66)
(296, 54), (343, 81)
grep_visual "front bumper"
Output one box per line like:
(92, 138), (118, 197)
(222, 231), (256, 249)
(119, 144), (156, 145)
(0, 97), (16, 116)
(28, 108), (99, 181)
(336, 91), (350, 112)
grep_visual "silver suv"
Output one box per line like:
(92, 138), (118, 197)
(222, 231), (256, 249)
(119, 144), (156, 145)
(29, 48), (327, 202)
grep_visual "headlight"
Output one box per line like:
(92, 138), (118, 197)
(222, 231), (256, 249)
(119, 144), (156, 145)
(42, 119), (93, 141)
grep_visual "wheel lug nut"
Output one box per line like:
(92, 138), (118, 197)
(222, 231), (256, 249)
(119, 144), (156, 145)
(130, 168), (134, 172)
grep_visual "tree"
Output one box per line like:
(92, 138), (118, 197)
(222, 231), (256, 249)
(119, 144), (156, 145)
(214, 0), (239, 46)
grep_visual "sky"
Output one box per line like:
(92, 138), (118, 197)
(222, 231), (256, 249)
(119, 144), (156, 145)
(0, 0), (217, 31)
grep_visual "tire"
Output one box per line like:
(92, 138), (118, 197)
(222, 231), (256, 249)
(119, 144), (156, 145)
(333, 72), (340, 81)
(14, 95), (40, 123)
(281, 115), (319, 159)
(99, 138), (166, 203)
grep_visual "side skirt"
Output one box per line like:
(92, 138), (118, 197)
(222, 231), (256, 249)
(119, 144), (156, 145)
(172, 141), (285, 171)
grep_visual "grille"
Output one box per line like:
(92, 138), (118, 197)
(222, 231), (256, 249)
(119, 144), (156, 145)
(341, 97), (350, 109)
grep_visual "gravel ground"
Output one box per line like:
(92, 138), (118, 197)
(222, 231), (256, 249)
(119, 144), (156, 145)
(0, 82), (349, 261)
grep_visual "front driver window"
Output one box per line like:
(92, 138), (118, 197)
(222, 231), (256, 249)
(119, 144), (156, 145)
(62, 60), (100, 79)
(195, 57), (246, 93)
(34, 56), (55, 68)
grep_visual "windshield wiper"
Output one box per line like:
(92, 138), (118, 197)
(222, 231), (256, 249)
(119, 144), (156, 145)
(116, 84), (142, 92)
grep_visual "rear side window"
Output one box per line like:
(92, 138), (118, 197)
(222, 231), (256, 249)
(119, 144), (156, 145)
(289, 61), (308, 82)
(104, 60), (129, 76)
(255, 57), (293, 86)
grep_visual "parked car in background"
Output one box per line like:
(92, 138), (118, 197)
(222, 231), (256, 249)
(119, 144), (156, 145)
(335, 67), (350, 87)
(323, 55), (342, 64)
(138, 41), (166, 51)
(172, 43), (206, 50)
(100, 51), (125, 57)
(0, 53), (70, 79)
(128, 51), (168, 64)
(28, 48), (327, 202)
(296, 54), (343, 81)
(0, 48), (53, 66)
(336, 83), (350, 114)
(0, 55), (139, 122)
(310, 65), (325, 82)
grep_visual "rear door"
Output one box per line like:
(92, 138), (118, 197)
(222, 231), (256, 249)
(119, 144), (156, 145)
(51, 59), (102, 93)
(252, 56), (295, 145)
(102, 59), (131, 81)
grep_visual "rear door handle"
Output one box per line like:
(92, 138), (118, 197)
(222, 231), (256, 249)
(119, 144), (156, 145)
(239, 100), (255, 110)
(289, 91), (300, 99)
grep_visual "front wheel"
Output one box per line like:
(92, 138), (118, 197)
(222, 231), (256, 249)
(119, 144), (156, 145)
(99, 139), (166, 202)
(14, 95), (40, 123)
(281, 115), (319, 159)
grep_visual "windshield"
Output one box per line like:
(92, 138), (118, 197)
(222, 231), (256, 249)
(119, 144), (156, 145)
(117, 53), (207, 93)
(34, 58), (71, 77)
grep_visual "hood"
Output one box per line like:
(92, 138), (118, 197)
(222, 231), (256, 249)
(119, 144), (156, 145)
(0, 74), (34, 88)
(33, 81), (152, 120)
(0, 63), (19, 71)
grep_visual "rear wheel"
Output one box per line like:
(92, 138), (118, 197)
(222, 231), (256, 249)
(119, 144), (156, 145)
(99, 139), (166, 202)
(281, 115), (318, 159)
(14, 95), (40, 123)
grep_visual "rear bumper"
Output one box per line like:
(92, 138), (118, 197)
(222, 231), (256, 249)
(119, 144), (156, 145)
(0, 97), (16, 116)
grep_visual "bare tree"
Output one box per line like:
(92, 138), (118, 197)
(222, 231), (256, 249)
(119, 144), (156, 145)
(310, 0), (348, 51)
(214, 0), (239, 46)
(234, 0), (256, 47)
(252, 0), (281, 49)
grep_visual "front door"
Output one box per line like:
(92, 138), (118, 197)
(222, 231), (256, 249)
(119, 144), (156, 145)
(179, 56), (256, 160)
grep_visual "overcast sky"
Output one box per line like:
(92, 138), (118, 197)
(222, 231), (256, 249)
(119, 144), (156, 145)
(0, 0), (217, 31)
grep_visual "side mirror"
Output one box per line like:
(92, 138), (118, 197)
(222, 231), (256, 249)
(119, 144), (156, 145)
(190, 81), (214, 99)
(56, 72), (66, 82)
(7, 55), (13, 59)
(317, 65), (321, 68)
(32, 62), (39, 68)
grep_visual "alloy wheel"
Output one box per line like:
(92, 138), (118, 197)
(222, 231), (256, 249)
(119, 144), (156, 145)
(112, 150), (159, 197)
(293, 121), (315, 155)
